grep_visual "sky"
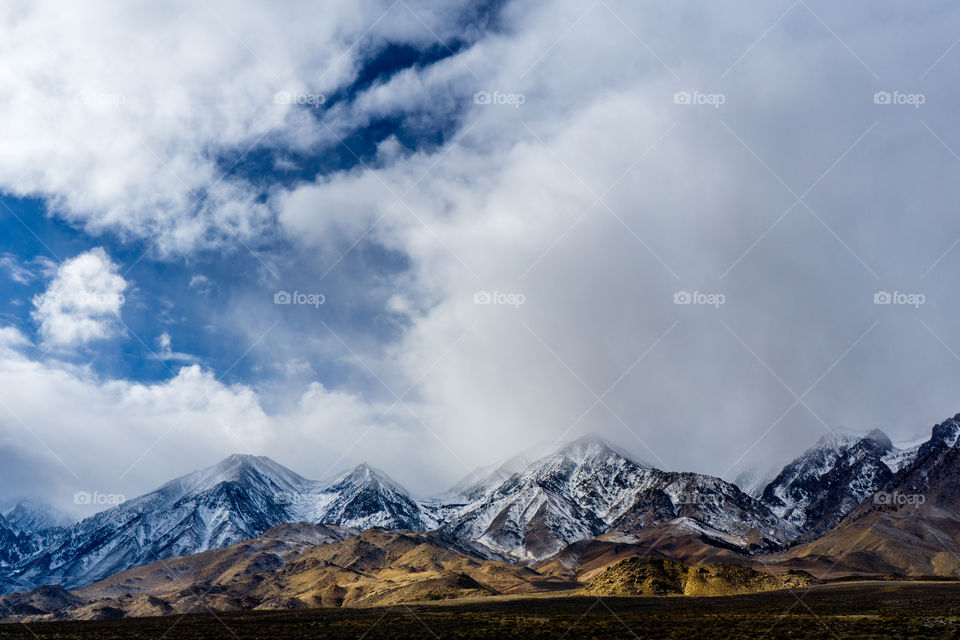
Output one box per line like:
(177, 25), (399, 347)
(1, 0), (960, 515)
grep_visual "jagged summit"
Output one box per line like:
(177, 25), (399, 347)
(2, 454), (431, 592)
(439, 433), (789, 563)
(760, 428), (897, 537)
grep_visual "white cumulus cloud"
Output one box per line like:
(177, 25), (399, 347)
(32, 248), (128, 347)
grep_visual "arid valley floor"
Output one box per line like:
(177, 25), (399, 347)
(3, 581), (960, 639)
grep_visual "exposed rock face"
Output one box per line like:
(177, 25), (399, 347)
(759, 430), (895, 538)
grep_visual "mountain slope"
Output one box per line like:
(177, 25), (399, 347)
(7, 455), (432, 591)
(0, 524), (566, 621)
(779, 424), (960, 577)
(441, 435), (793, 562)
(759, 430), (895, 538)
(308, 464), (434, 530)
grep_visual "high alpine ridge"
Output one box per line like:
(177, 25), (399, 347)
(0, 502), (71, 573)
(758, 430), (895, 538)
(439, 435), (793, 562)
(10, 417), (960, 597)
(781, 413), (960, 576)
(4, 455), (432, 592)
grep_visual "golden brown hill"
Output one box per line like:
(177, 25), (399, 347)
(1, 524), (830, 623)
(583, 557), (819, 597)
(2, 523), (573, 621)
(534, 524), (755, 582)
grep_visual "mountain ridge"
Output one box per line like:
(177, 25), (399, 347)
(8, 414), (960, 597)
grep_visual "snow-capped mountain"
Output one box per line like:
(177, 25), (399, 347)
(914, 413), (960, 461)
(2, 501), (73, 534)
(5, 454), (431, 591)
(759, 430), (895, 538)
(782, 414), (960, 576)
(11, 419), (960, 596)
(0, 502), (71, 572)
(440, 435), (792, 562)
(305, 464), (434, 530)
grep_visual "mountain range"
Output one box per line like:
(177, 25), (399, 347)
(4, 412), (960, 617)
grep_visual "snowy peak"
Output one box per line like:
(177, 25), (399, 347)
(313, 463), (432, 531)
(3, 455), (432, 592)
(329, 463), (397, 490)
(916, 413), (960, 460)
(2, 501), (72, 534)
(440, 434), (789, 562)
(164, 453), (314, 498)
(811, 428), (892, 455)
(760, 429), (895, 536)
(552, 434), (648, 467)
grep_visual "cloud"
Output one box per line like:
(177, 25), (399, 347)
(270, 1), (960, 478)
(154, 332), (197, 363)
(0, 333), (459, 513)
(32, 248), (127, 347)
(3, 0), (960, 498)
(188, 274), (214, 296)
(0, 253), (35, 284)
(0, 0), (485, 253)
